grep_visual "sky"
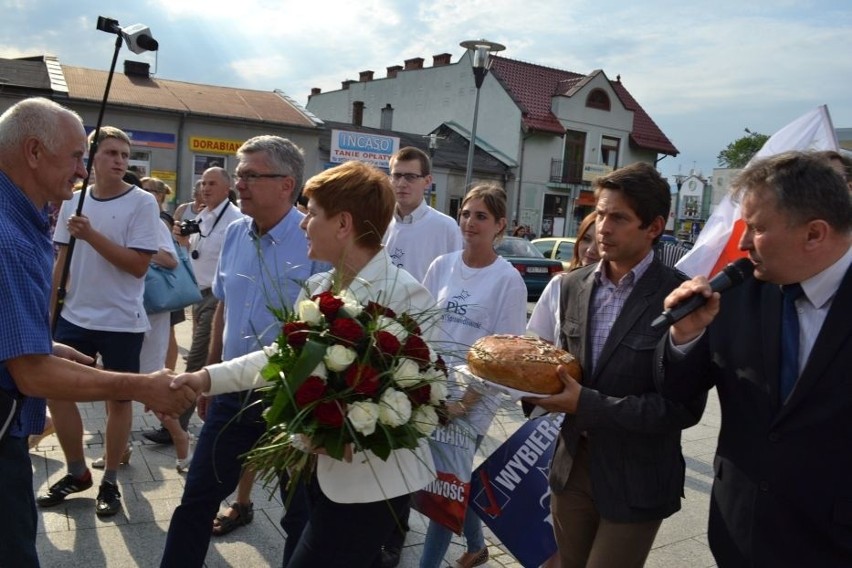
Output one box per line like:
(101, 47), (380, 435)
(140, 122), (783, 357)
(2, 0), (850, 182)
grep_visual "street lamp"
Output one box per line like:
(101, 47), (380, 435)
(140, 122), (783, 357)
(423, 133), (441, 205)
(460, 39), (505, 190)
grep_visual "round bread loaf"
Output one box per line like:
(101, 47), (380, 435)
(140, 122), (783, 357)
(467, 334), (582, 394)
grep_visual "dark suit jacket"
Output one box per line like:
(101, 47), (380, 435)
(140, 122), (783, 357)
(659, 262), (852, 567)
(549, 258), (706, 523)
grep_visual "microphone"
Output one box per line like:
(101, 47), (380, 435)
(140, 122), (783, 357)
(650, 258), (754, 330)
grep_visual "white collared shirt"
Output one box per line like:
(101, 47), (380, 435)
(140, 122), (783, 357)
(188, 199), (243, 289)
(795, 244), (852, 373)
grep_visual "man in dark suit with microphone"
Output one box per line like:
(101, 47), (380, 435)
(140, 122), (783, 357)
(529, 162), (707, 567)
(658, 151), (852, 566)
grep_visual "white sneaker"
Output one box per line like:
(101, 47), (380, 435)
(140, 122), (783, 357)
(176, 434), (194, 473)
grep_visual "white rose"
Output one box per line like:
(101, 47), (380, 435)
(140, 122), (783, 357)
(377, 316), (408, 342)
(324, 344), (357, 372)
(378, 388), (412, 427)
(262, 341), (279, 357)
(347, 401), (380, 436)
(411, 405), (439, 436)
(339, 289), (364, 318)
(297, 299), (324, 325)
(427, 376), (448, 405)
(309, 361), (328, 380)
(393, 358), (422, 388)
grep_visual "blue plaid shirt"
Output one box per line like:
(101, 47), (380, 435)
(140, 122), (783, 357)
(589, 250), (655, 372)
(0, 171), (55, 437)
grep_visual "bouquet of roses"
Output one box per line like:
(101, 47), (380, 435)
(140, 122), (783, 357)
(246, 289), (449, 481)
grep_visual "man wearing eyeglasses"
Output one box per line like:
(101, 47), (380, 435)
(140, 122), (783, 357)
(383, 147), (462, 283)
(380, 146), (462, 567)
(144, 167), (241, 445)
(162, 136), (326, 566)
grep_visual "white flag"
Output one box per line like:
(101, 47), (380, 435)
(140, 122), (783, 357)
(676, 105), (839, 277)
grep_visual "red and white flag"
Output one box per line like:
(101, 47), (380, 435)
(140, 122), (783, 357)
(676, 105), (840, 277)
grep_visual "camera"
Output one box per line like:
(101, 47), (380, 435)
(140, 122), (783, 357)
(179, 219), (201, 236)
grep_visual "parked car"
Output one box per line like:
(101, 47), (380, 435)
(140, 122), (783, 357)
(495, 237), (564, 300)
(531, 237), (576, 271)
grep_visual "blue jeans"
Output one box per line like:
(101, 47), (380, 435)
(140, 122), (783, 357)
(419, 435), (486, 568)
(161, 391), (266, 567)
(287, 489), (409, 568)
(0, 436), (40, 567)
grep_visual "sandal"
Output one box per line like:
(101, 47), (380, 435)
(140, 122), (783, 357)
(212, 501), (254, 536)
(455, 547), (489, 568)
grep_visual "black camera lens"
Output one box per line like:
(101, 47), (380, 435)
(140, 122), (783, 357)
(191, 250), (199, 260)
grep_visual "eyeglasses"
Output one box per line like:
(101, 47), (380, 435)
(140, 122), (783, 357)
(389, 173), (427, 183)
(233, 172), (288, 184)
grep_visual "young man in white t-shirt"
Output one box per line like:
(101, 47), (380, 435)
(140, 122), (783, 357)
(39, 126), (161, 517)
(383, 146), (463, 282)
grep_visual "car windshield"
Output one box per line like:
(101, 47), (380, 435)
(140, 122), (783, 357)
(495, 237), (546, 258)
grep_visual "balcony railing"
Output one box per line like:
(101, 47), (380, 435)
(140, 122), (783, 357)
(549, 159), (583, 184)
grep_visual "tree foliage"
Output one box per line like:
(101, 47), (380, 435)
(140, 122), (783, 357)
(717, 129), (770, 168)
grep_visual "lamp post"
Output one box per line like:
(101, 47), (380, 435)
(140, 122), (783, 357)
(460, 39), (505, 191)
(424, 133), (440, 206)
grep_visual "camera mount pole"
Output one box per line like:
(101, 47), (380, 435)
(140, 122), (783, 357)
(52, 23), (125, 331)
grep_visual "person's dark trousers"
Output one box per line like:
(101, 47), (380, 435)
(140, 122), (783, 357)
(380, 502), (411, 566)
(179, 292), (218, 430)
(286, 491), (409, 568)
(280, 471), (317, 567)
(161, 392), (264, 567)
(0, 436), (40, 567)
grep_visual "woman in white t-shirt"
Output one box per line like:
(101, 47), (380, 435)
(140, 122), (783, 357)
(420, 184), (527, 568)
(527, 211), (600, 345)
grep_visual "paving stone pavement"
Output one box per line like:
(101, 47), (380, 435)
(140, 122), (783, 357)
(31, 316), (719, 567)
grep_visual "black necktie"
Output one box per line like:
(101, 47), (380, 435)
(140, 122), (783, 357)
(779, 283), (804, 402)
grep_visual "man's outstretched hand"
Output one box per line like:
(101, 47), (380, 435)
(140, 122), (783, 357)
(142, 370), (198, 418)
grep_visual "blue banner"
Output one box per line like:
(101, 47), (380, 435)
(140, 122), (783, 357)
(469, 414), (563, 567)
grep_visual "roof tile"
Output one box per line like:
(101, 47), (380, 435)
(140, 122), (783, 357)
(489, 56), (677, 155)
(61, 65), (318, 128)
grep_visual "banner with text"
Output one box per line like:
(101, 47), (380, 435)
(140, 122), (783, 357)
(469, 414), (563, 568)
(330, 129), (399, 169)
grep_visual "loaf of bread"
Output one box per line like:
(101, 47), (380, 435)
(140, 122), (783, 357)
(466, 334), (582, 394)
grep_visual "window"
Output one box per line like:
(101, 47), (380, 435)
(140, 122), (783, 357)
(601, 136), (620, 168)
(562, 130), (586, 183)
(128, 150), (151, 179)
(352, 101), (364, 126)
(380, 104), (394, 130)
(586, 88), (611, 111)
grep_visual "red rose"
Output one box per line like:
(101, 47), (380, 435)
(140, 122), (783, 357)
(434, 355), (449, 377)
(294, 376), (327, 407)
(398, 313), (422, 335)
(313, 291), (344, 320)
(330, 317), (365, 346)
(344, 363), (381, 396)
(314, 400), (345, 427)
(402, 334), (430, 363)
(375, 330), (401, 357)
(365, 301), (396, 320)
(407, 383), (431, 405)
(283, 321), (311, 347)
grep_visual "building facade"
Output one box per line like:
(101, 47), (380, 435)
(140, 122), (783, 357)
(0, 55), (323, 208)
(306, 51), (678, 237)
